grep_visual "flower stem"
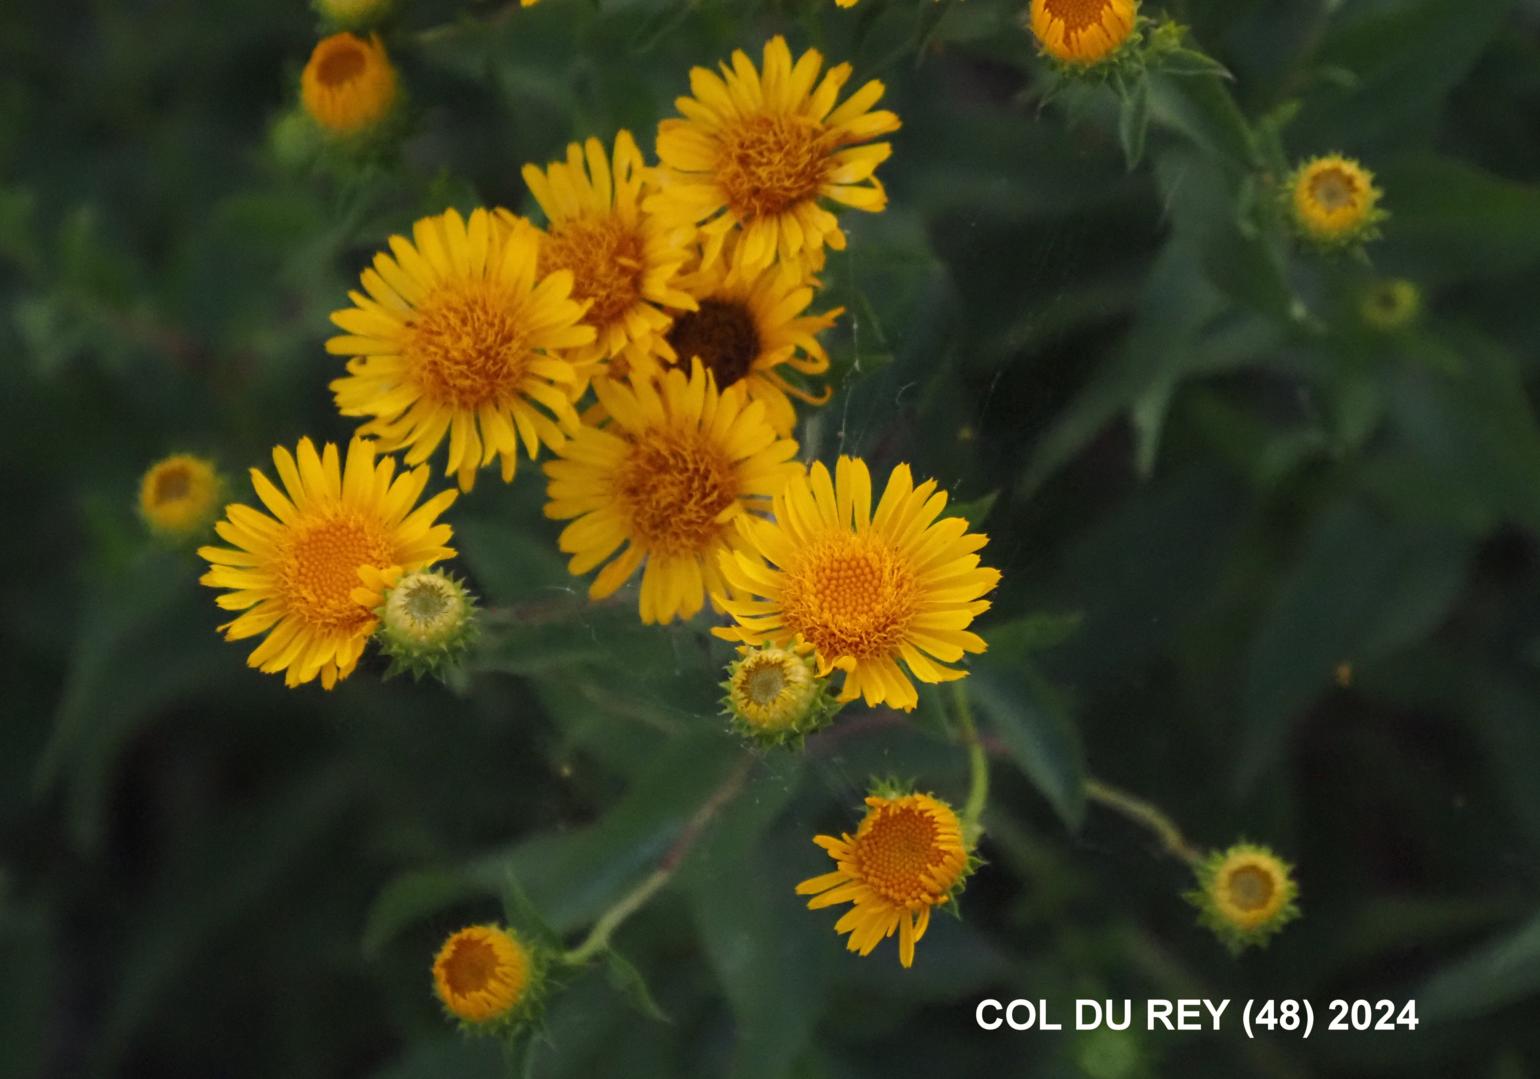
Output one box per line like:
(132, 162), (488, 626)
(1084, 776), (1203, 866)
(952, 682), (989, 846)
(559, 757), (752, 966)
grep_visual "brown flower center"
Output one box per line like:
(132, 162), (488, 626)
(316, 41), (367, 88)
(1226, 866), (1276, 912)
(615, 430), (738, 555)
(1042, 0), (1116, 31)
(541, 216), (646, 330)
(716, 114), (832, 220)
(152, 465), (193, 505)
(441, 936), (499, 995)
(665, 299), (761, 388)
(1309, 167), (1360, 212)
(405, 280), (532, 410)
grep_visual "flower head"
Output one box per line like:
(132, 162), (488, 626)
(1361, 277), (1420, 331)
(517, 132), (697, 374)
(1187, 843), (1301, 955)
(796, 791), (972, 967)
(649, 35), (900, 275)
(314, 0), (391, 29)
(357, 565), (479, 680)
(723, 645), (836, 744)
(327, 208), (595, 491)
(197, 436), (456, 689)
(432, 924), (534, 1027)
(1030, 0), (1139, 66)
(139, 454), (223, 539)
(1287, 155), (1385, 248)
(543, 361), (802, 624)
(300, 32), (398, 137)
(715, 456), (1000, 711)
(661, 258), (840, 436)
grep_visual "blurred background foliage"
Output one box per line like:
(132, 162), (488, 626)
(5, 0), (1540, 1075)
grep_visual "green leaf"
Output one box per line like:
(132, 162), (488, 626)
(967, 664), (1087, 828)
(1420, 911), (1540, 1022)
(605, 949), (671, 1023)
(1380, 155), (1540, 283)
(1237, 501), (1470, 789)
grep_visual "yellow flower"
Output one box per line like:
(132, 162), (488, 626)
(723, 645), (833, 742)
(516, 132), (697, 374)
(432, 924), (531, 1025)
(795, 792), (970, 967)
(1030, 0), (1139, 66)
(715, 456), (1000, 711)
(543, 361), (803, 624)
(1361, 277), (1420, 331)
(300, 32), (398, 137)
(659, 258), (840, 436)
(138, 454), (222, 538)
(1287, 154), (1385, 247)
(197, 436), (456, 690)
(649, 35), (900, 275)
(1187, 843), (1301, 955)
(327, 208), (596, 491)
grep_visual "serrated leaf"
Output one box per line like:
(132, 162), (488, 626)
(605, 949), (671, 1023)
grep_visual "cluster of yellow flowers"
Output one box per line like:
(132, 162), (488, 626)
(136, 0), (1336, 1014)
(193, 31), (1008, 721)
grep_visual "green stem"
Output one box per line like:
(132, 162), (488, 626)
(952, 682), (989, 846)
(558, 757), (752, 966)
(560, 869), (671, 966)
(1084, 777), (1203, 866)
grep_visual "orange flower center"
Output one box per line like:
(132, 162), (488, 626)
(1308, 166), (1360, 212)
(853, 804), (954, 905)
(779, 531), (917, 661)
(666, 299), (761, 388)
(615, 430), (738, 555)
(280, 514), (395, 630)
(316, 40), (368, 88)
(151, 464), (193, 505)
(717, 114), (831, 220)
(405, 280), (532, 410)
(541, 215), (646, 330)
(1042, 0), (1116, 31)
(1225, 866), (1276, 912)
(441, 936), (499, 995)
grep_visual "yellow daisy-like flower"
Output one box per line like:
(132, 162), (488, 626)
(1287, 154), (1385, 247)
(516, 131), (697, 374)
(197, 436), (456, 690)
(649, 35), (900, 275)
(138, 454), (222, 538)
(795, 792), (971, 968)
(300, 32), (398, 137)
(432, 924), (531, 1026)
(1030, 0), (1139, 66)
(327, 208), (596, 491)
(715, 456), (1000, 711)
(1187, 843), (1301, 955)
(543, 361), (803, 625)
(660, 258), (840, 436)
